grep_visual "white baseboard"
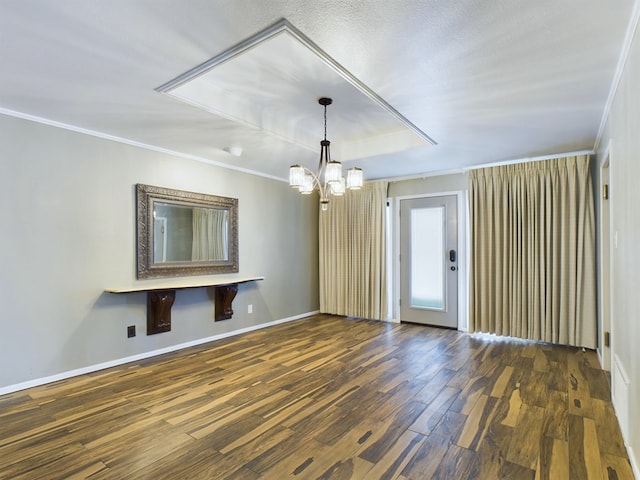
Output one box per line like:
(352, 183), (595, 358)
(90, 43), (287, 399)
(629, 445), (640, 480)
(612, 355), (638, 478)
(612, 356), (631, 440)
(0, 311), (318, 396)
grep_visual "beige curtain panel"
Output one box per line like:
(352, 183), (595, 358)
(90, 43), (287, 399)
(319, 181), (388, 320)
(469, 155), (596, 348)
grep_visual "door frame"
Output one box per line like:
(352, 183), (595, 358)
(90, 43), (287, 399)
(599, 142), (613, 372)
(391, 190), (468, 330)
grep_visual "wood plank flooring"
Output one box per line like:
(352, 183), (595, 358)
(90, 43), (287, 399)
(0, 315), (634, 479)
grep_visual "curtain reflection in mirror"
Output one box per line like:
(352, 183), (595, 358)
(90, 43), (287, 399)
(192, 207), (228, 261)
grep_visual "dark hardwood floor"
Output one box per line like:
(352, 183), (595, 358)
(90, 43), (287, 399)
(0, 314), (634, 479)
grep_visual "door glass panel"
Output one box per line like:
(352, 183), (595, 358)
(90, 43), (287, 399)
(410, 206), (445, 310)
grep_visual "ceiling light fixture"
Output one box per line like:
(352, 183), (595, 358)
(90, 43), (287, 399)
(225, 146), (243, 157)
(289, 97), (363, 211)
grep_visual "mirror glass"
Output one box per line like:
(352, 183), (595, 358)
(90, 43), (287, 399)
(153, 203), (229, 263)
(137, 184), (238, 279)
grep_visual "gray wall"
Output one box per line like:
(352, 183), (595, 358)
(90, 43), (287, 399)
(0, 113), (319, 390)
(598, 19), (640, 472)
(388, 172), (468, 198)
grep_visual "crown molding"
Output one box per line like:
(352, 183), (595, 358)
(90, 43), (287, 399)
(594, 0), (640, 151)
(0, 107), (289, 183)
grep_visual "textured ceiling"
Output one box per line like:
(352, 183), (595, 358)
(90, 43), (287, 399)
(0, 1), (636, 181)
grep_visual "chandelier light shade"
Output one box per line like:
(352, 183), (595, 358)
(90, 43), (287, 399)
(330, 177), (346, 196)
(346, 167), (363, 189)
(324, 160), (342, 184)
(289, 165), (305, 187)
(300, 173), (314, 194)
(289, 97), (364, 211)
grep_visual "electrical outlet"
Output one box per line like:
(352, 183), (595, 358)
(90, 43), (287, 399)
(248, 304), (253, 314)
(127, 325), (136, 338)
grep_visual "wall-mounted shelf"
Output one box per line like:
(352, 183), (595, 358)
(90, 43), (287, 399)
(106, 276), (263, 335)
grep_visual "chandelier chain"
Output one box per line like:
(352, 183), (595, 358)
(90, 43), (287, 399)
(324, 103), (327, 141)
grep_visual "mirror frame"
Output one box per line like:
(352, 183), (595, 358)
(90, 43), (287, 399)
(136, 183), (238, 279)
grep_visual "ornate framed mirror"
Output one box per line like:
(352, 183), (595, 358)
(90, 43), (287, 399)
(136, 184), (238, 279)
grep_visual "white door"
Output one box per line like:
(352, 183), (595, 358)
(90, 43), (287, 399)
(400, 195), (458, 328)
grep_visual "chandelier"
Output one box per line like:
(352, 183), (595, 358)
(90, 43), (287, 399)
(289, 97), (363, 211)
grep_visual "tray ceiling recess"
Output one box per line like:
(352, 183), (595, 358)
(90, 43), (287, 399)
(156, 18), (436, 163)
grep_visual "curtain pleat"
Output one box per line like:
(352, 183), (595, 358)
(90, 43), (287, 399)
(319, 181), (388, 320)
(469, 156), (596, 348)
